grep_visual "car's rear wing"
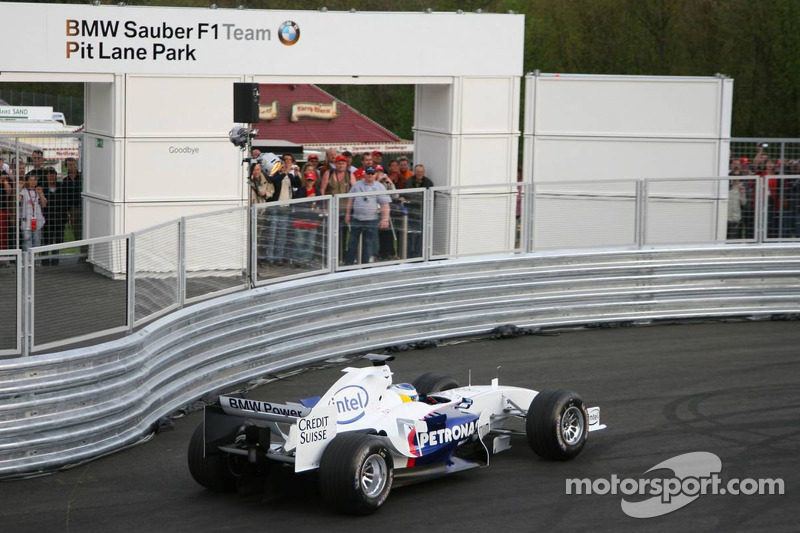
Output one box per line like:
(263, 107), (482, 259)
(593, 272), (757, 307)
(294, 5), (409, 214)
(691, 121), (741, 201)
(205, 395), (339, 474)
(218, 395), (310, 424)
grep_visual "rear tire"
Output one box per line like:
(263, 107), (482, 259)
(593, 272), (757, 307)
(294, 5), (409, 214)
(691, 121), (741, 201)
(187, 421), (238, 492)
(412, 373), (460, 395)
(319, 433), (394, 515)
(526, 390), (588, 461)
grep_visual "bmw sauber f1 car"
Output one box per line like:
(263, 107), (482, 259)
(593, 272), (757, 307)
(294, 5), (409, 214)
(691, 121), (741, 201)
(188, 354), (606, 514)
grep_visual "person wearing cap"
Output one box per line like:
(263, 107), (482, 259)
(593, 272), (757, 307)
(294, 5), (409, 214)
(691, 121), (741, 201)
(321, 154), (354, 196)
(291, 171), (323, 268)
(302, 154), (321, 185)
(344, 166), (391, 266)
(372, 150), (384, 169)
(342, 151), (357, 174)
(321, 154), (355, 262)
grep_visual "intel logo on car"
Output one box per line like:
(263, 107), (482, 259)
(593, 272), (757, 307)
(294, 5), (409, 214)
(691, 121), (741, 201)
(330, 385), (368, 424)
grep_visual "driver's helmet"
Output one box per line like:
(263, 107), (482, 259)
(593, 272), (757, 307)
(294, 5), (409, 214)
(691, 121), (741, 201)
(389, 383), (419, 403)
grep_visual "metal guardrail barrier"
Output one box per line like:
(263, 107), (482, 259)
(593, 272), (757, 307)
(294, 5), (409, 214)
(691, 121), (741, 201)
(0, 245), (798, 478)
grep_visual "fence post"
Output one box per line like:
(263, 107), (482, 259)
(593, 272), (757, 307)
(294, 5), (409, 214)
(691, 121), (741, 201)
(755, 177), (766, 243)
(520, 182), (531, 253)
(636, 179), (648, 248)
(22, 250), (33, 356)
(179, 217), (187, 307)
(423, 188), (433, 262)
(249, 204), (257, 286)
(328, 198), (339, 272)
(127, 233), (135, 332)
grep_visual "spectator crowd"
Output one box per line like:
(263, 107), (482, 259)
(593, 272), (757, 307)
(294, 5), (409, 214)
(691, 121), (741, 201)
(0, 150), (83, 262)
(248, 149), (433, 268)
(728, 143), (800, 239)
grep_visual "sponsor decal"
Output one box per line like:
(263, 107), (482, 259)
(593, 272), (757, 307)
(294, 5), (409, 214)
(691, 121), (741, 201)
(297, 413), (331, 444)
(290, 101), (338, 122)
(329, 385), (368, 424)
(224, 396), (308, 418)
(587, 407), (600, 425)
(278, 21), (300, 46)
(417, 421), (476, 451)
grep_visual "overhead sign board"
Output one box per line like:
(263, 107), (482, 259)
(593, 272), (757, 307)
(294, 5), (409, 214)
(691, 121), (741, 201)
(0, 3), (524, 77)
(0, 106), (54, 121)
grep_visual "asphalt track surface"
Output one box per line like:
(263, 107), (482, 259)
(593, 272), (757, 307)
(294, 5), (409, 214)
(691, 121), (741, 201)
(1, 320), (798, 533)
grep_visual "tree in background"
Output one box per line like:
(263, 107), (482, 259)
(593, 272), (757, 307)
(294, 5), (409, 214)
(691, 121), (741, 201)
(3, 0), (798, 137)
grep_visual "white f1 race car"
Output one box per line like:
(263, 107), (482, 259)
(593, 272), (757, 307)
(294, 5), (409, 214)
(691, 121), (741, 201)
(188, 354), (605, 514)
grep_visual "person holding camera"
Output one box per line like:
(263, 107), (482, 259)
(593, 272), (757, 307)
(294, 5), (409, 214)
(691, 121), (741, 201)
(265, 155), (302, 266)
(248, 161), (275, 267)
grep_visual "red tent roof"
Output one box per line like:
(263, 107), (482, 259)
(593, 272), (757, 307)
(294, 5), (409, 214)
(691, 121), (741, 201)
(254, 84), (402, 145)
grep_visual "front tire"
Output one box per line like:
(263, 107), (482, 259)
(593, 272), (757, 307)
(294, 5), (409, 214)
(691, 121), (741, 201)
(526, 390), (588, 461)
(319, 433), (394, 515)
(187, 421), (238, 492)
(412, 373), (460, 395)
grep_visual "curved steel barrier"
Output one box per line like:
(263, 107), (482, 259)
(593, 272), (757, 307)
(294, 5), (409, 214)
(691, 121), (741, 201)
(1, 245), (799, 478)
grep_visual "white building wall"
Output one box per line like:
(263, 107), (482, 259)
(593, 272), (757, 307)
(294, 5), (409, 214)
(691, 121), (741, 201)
(415, 76), (521, 255)
(523, 73), (734, 247)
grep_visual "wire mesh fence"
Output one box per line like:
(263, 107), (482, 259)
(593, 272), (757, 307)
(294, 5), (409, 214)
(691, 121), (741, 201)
(31, 236), (128, 351)
(763, 176), (800, 240)
(530, 180), (639, 250)
(645, 178), (729, 245)
(134, 221), (181, 325)
(335, 188), (425, 269)
(254, 196), (331, 283)
(431, 185), (520, 259)
(0, 250), (20, 356)
(729, 139), (800, 176)
(1, 135), (84, 253)
(6, 172), (800, 356)
(183, 208), (248, 303)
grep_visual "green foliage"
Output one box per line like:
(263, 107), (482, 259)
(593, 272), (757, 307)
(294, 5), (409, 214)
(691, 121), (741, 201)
(5, 0), (799, 136)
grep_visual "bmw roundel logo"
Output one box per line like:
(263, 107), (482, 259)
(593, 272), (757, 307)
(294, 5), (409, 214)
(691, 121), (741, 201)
(278, 21), (300, 46)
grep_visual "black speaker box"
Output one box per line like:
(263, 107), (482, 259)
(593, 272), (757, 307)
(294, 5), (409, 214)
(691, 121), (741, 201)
(233, 83), (260, 123)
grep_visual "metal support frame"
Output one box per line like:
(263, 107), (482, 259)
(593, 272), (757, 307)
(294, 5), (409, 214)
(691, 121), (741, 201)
(329, 198), (339, 273)
(127, 233), (135, 332)
(636, 179), (647, 248)
(178, 217), (187, 308)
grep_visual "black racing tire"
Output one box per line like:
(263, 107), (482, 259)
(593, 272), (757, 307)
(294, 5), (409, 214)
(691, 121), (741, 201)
(412, 373), (460, 395)
(319, 433), (394, 515)
(187, 421), (238, 492)
(526, 390), (589, 461)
